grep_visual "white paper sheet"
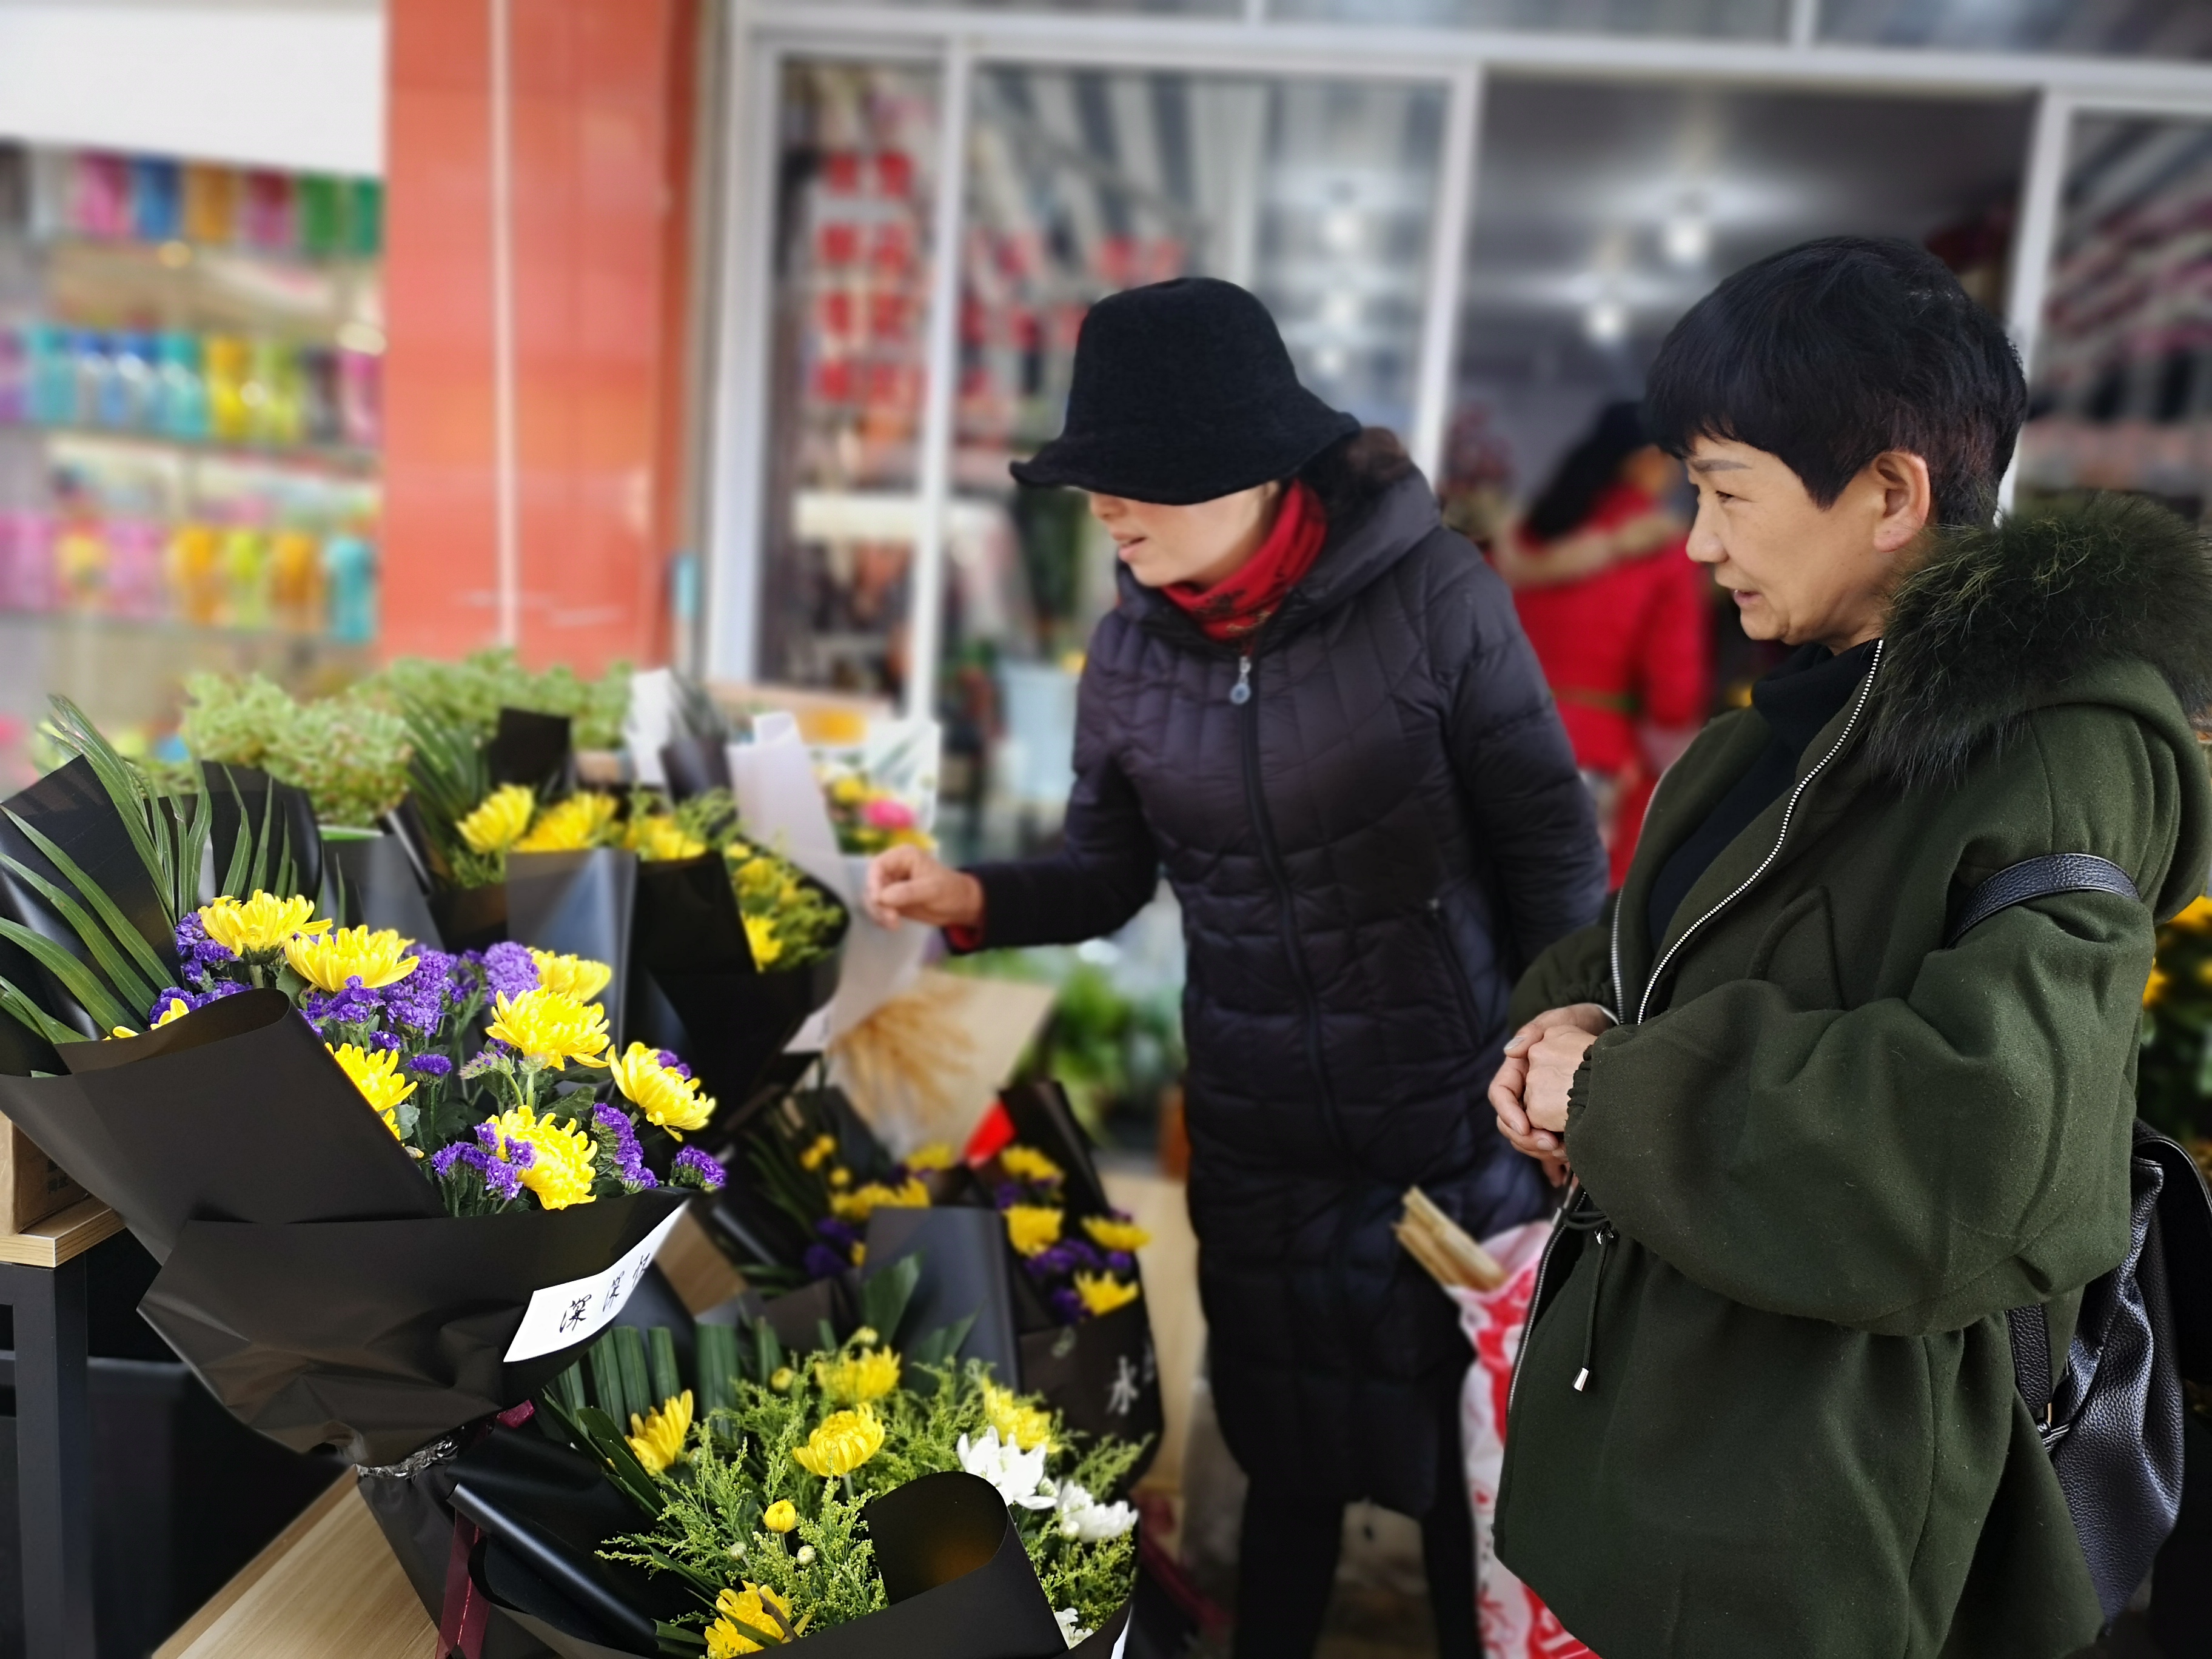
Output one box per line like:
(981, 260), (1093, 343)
(501, 1207), (688, 1363)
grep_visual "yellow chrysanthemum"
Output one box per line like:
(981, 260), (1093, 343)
(152, 997), (191, 1029)
(1073, 1272), (1142, 1317)
(829, 1178), (930, 1223)
(285, 925), (418, 993)
(706, 1584), (797, 1657)
(486, 1104), (597, 1208)
(982, 1382), (1053, 1453)
(626, 814), (707, 862)
(199, 891), (329, 956)
(626, 1390), (692, 1475)
(2146, 966), (2171, 1007)
(1082, 1215), (1151, 1253)
(514, 792), (618, 853)
(814, 1347), (902, 1404)
(328, 1042), (415, 1138)
(457, 785), (536, 855)
(830, 774), (867, 806)
(742, 913), (783, 970)
(609, 1041), (716, 1136)
(999, 1144), (1064, 1185)
(793, 1407), (885, 1478)
(762, 1499), (798, 1534)
(486, 988), (612, 1070)
(798, 1133), (839, 1172)
(902, 1142), (956, 1172)
(1003, 1204), (1063, 1258)
(2169, 894), (2212, 933)
(530, 949), (614, 1004)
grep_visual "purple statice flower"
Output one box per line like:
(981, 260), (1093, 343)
(173, 911), (238, 978)
(407, 1053), (454, 1078)
(431, 1142), (525, 1204)
(993, 1182), (1026, 1211)
(380, 948), (456, 1035)
(803, 1243), (848, 1281)
(474, 1120), (535, 1167)
(1107, 1250), (1134, 1275)
(300, 981), (382, 1033)
(591, 1104), (657, 1191)
(480, 942), (538, 1002)
(147, 979), (248, 1024)
(815, 1216), (860, 1251)
(671, 1145), (726, 1192)
(1048, 1285), (1086, 1326)
(369, 1029), (404, 1051)
(655, 1050), (694, 1081)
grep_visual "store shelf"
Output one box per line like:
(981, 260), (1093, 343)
(0, 1196), (122, 1267)
(15, 421), (380, 474)
(154, 1474), (435, 1659)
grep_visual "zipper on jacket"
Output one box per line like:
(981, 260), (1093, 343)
(1426, 898), (1486, 1042)
(1235, 647), (1339, 1124)
(1618, 637), (1886, 1027)
(1507, 1184), (1585, 1419)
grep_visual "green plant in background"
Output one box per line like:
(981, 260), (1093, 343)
(363, 649), (632, 749)
(2137, 894), (2212, 1164)
(179, 673), (413, 828)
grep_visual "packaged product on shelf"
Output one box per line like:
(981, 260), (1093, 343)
(0, 324), (24, 424)
(71, 329), (113, 427)
(70, 152), (132, 238)
(204, 335), (249, 442)
(26, 324), (73, 424)
(241, 169), (295, 251)
(0, 510), (53, 611)
(130, 156), (181, 242)
(154, 332), (207, 438)
(298, 344), (340, 444)
(270, 529), (322, 630)
(104, 332), (156, 430)
(323, 532), (376, 642)
(0, 142), (25, 233)
(106, 517), (166, 620)
(182, 162), (238, 246)
(53, 517), (106, 611)
(249, 338), (301, 446)
(297, 175), (346, 256)
(167, 522), (223, 624)
(221, 526), (270, 627)
(348, 178), (383, 257)
(338, 345), (381, 449)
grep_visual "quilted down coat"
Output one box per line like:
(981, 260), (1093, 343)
(965, 470), (1607, 1512)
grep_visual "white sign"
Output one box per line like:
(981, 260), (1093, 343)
(502, 1207), (686, 1362)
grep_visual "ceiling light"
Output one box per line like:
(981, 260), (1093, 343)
(1322, 209), (1362, 252)
(1315, 344), (1349, 378)
(1584, 300), (1628, 344)
(1321, 291), (1361, 330)
(1663, 214), (1711, 267)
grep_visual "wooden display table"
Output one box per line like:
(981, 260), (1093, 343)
(0, 1198), (127, 1659)
(156, 1473), (438, 1658)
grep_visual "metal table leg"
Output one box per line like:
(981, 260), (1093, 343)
(2, 1256), (96, 1659)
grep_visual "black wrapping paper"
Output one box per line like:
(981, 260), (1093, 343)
(323, 831), (443, 945)
(999, 1081), (1112, 1217)
(490, 709), (578, 794)
(865, 1207), (1021, 1384)
(486, 1470), (1096, 1659)
(1018, 1301), (1161, 1483)
(659, 736), (732, 800)
(507, 848), (638, 1042)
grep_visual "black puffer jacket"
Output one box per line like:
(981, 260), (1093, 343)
(968, 472), (1607, 1512)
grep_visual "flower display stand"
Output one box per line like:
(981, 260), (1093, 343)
(156, 1473), (437, 1657)
(0, 1196), (126, 1659)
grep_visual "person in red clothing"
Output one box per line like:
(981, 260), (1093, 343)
(1500, 400), (1712, 885)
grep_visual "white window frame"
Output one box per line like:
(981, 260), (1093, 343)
(700, 3), (2212, 705)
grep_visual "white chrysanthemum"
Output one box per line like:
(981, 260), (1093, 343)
(956, 1426), (1056, 1511)
(1053, 1481), (1138, 1543)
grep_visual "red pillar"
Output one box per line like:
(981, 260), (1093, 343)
(382, 0), (698, 673)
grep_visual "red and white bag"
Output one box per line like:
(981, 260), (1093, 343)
(1449, 1221), (1598, 1659)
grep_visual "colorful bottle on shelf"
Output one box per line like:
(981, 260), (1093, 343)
(104, 517), (165, 618)
(203, 335), (249, 442)
(105, 332), (156, 429)
(270, 529), (321, 629)
(0, 511), (53, 612)
(241, 171), (294, 252)
(70, 153), (132, 238)
(72, 330), (113, 427)
(323, 532), (375, 642)
(54, 518), (106, 611)
(155, 332), (207, 439)
(26, 324), (74, 424)
(249, 338), (301, 446)
(182, 164), (237, 246)
(131, 158), (181, 243)
(338, 347), (381, 449)
(0, 325), (25, 424)
(166, 523), (222, 623)
(220, 526), (270, 627)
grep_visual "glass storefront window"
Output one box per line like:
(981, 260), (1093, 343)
(808, 0), (1239, 12)
(1269, 0), (1788, 38)
(755, 61), (942, 697)
(2016, 116), (2212, 520)
(937, 69), (1446, 856)
(1819, 0), (2212, 59)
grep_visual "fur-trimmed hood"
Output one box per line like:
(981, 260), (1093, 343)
(1866, 492), (2212, 790)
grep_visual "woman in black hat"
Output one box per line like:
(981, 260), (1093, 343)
(867, 276), (1606, 1658)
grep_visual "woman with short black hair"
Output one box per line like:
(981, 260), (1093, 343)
(1490, 236), (2212, 1657)
(870, 276), (1608, 1658)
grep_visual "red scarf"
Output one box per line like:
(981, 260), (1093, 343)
(1161, 480), (1327, 642)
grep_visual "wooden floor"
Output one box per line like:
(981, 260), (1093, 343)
(155, 1473), (438, 1658)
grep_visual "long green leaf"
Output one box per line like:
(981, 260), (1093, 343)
(0, 850), (159, 1016)
(44, 697), (170, 910)
(248, 772), (276, 896)
(1, 811), (170, 991)
(218, 769), (253, 899)
(0, 973), (86, 1047)
(0, 919), (137, 1033)
(858, 1250), (921, 1342)
(181, 769), (213, 913)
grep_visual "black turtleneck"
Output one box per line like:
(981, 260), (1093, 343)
(1644, 638), (1879, 950)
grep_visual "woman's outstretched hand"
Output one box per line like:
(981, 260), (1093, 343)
(1488, 1003), (1612, 1187)
(864, 844), (986, 932)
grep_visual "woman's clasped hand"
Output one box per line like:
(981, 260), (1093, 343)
(1486, 1002), (1609, 1187)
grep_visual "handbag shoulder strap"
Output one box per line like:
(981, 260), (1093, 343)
(1948, 853), (2147, 1436)
(1945, 853), (2140, 950)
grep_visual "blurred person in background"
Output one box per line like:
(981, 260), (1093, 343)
(867, 276), (1607, 1659)
(1495, 401), (1711, 886)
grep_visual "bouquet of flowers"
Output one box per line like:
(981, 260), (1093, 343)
(0, 700), (711, 1463)
(2139, 894), (2212, 1159)
(819, 764), (931, 858)
(417, 1260), (1142, 1658)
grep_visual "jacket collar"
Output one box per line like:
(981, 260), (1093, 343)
(1124, 472), (1443, 651)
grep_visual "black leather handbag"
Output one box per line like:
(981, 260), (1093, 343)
(1948, 854), (2212, 1625)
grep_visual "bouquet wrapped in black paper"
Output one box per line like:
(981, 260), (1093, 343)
(420, 1258), (1141, 1658)
(0, 700), (726, 1466)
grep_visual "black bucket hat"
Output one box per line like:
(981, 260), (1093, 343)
(1010, 276), (1361, 506)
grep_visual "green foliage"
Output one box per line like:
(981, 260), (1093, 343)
(364, 649), (632, 749)
(179, 673), (414, 828)
(2138, 897), (2212, 1144)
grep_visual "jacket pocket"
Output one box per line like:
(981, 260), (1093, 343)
(1427, 896), (1486, 1045)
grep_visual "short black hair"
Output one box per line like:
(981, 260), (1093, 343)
(1644, 236), (2026, 527)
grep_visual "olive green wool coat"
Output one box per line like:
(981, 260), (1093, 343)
(1496, 497), (2212, 1659)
